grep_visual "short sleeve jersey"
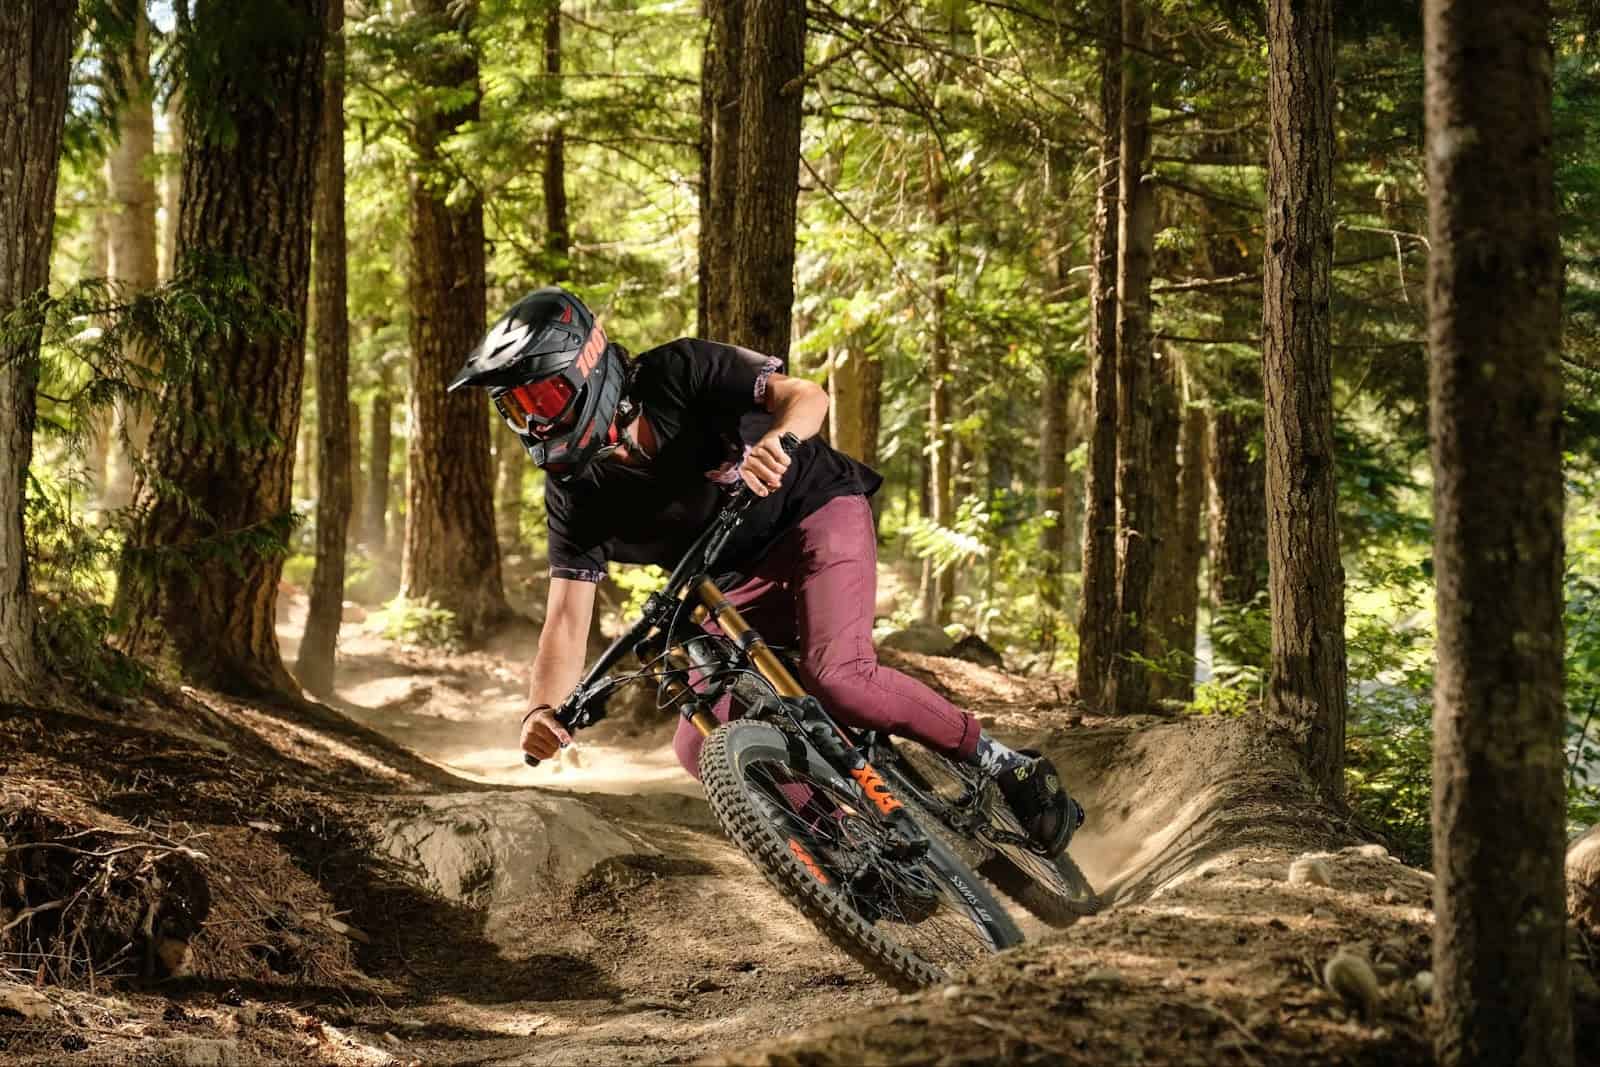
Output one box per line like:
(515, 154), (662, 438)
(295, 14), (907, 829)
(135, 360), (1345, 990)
(544, 338), (882, 583)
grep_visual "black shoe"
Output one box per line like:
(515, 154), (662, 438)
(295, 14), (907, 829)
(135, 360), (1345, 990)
(996, 752), (1083, 856)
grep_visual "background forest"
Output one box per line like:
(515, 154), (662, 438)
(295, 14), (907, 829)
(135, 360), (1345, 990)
(21, 0), (1600, 862)
(4, 1), (1600, 1063)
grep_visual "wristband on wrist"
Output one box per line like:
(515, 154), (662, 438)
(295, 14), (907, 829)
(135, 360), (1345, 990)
(522, 703), (553, 726)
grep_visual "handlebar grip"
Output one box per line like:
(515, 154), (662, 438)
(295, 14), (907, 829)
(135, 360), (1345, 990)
(520, 701), (582, 769)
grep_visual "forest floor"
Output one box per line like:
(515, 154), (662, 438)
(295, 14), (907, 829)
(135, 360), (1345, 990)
(2, 577), (1596, 1066)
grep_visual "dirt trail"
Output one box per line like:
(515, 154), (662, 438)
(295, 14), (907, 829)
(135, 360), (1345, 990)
(257, 595), (1591, 1066)
(275, 596), (914, 1064)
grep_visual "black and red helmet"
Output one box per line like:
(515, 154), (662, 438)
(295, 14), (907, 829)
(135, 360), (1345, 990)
(448, 287), (628, 482)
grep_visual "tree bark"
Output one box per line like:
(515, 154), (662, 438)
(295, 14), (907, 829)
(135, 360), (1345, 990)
(1262, 0), (1346, 797)
(1207, 371), (1268, 624)
(1039, 353), (1069, 612)
(0, 0), (73, 705)
(1145, 346), (1183, 702)
(1076, 0), (1122, 710)
(921, 146), (954, 627)
(1425, 1), (1572, 1063)
(104, 6), (161, 512)
(161, 90), (183, 281)
(1108, 0), (1156, 713)
(116, 0), (328, 698)
(1155, 360), (1206, 704)
(402, 0), (508, 638)
(85, 196), (113, 502)
(364, 379), (392, 550)
(700, 0), (744, 339)
(297, 0), (353, 697)
(543, 2), (569, 282)
(348, 399), (364, 538)
(827, 345), (882, 466)
(496, 438), (525, 552)
(728, 0), (804, 361)
(364, 373), (393, 550)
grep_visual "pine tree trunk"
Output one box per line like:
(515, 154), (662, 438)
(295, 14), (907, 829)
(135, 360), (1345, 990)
(1146, 346), (1182, 702)
(161, 90), (183, 281)
(85, 201), (114, 503)
(1262, 0), (1346, 797)
(348, 400), (364, 537)
(1207, 372), (1268, 624)
(496, 439), (525, 551)
(115, 0), (328, 698)
(1039, 356), (1068, 612)
(543, 2), (569, 282)
(1157, 361), (1206, 705)
(921, 147), (954, 627)
(700, 0), (744, 339)
(104, 7), (160, 512)
(1076, 0), (1122, 710)
(402, 0), (508, 638)
(297, 0), (352, 697)
(728, 0), (803, 360)
(1425, 1), (1572, 1062)
(1108, 0), (1156, 713)
(0, 0), (73, 705)
(364, 378), (392, 550)
(827, 346), (881, 466)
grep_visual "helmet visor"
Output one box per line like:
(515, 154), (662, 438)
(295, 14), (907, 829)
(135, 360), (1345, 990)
(495, 375), (579, 439)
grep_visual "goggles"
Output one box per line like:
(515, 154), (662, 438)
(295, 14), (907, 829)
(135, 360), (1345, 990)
(493, 374), (580, 440)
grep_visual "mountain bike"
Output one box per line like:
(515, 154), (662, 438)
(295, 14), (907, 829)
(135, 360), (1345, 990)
(525, 441), (1099, 989)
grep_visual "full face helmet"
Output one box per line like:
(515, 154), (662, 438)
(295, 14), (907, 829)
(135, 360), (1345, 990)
(448, 287), (629, 482)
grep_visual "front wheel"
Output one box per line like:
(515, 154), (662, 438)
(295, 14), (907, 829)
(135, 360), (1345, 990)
(699, 721), (1021, 991)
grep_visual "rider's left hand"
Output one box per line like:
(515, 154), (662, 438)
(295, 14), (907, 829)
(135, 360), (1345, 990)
(742, 432), (793, 497)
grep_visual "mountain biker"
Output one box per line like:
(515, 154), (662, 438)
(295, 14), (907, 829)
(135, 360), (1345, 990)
(448, 286), (1083, 855)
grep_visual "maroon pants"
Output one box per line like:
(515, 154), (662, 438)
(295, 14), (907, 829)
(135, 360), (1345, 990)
(672, 494), (979, 777)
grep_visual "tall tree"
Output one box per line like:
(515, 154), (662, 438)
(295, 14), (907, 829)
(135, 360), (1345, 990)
(401, 0), (508, 637)
(1261, 0), (1346, 796)
(1207, 368), (1268, 620)
(364, 367), (393, 549)
(827, 345), (882, 466)
(921, 145), (955, 626)
(117, 0), (329, 696)
(161, 91), (183, 281)
(543, 0), (569, 282)
(1076, 0), (1122, 710)
(1425, 1), (1573, 1063)
(699, 0), (744, 338)
(1156, 366), (1206, 704)
(103, 4), (161, 511)
(297, 0), (353, 697)
(1108, 0), (1156, 712)
(727, 0), (804, 361)
(0, 0), (74, 705)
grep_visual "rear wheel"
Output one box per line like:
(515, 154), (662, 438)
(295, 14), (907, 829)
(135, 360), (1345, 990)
(885, 741), (1101, 926)
(699, 720), (1021, 991)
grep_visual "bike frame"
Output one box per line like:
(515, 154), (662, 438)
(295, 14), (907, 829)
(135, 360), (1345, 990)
(543, 493), (924, 843)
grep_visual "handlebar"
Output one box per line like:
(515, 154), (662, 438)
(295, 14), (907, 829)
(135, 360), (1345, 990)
(523, 432), (802, 767)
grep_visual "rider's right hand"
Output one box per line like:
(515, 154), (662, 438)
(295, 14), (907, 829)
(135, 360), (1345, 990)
(521, 703), (573, 761)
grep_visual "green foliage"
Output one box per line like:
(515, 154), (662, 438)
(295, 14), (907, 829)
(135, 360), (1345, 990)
(1342, 557), (1436, 866)
(609, 563), (668, 623)
(375, 596), (461, 651)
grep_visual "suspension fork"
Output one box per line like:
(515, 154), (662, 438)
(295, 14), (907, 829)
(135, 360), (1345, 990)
(691, 576), (928, 851)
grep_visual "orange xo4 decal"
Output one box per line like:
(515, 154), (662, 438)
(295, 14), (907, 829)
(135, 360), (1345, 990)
(788, 838), (831, 885)
(849, 764), (904, 816)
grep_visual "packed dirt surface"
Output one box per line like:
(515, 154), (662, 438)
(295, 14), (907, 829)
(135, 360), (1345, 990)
(3, 587), (1595, 1065)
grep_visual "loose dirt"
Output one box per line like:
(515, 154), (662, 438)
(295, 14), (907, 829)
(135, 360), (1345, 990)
(3, 590), (1595, 1065)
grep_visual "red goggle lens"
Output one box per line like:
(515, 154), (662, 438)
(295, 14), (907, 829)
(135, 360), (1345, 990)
(508, 376), (575, 421)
